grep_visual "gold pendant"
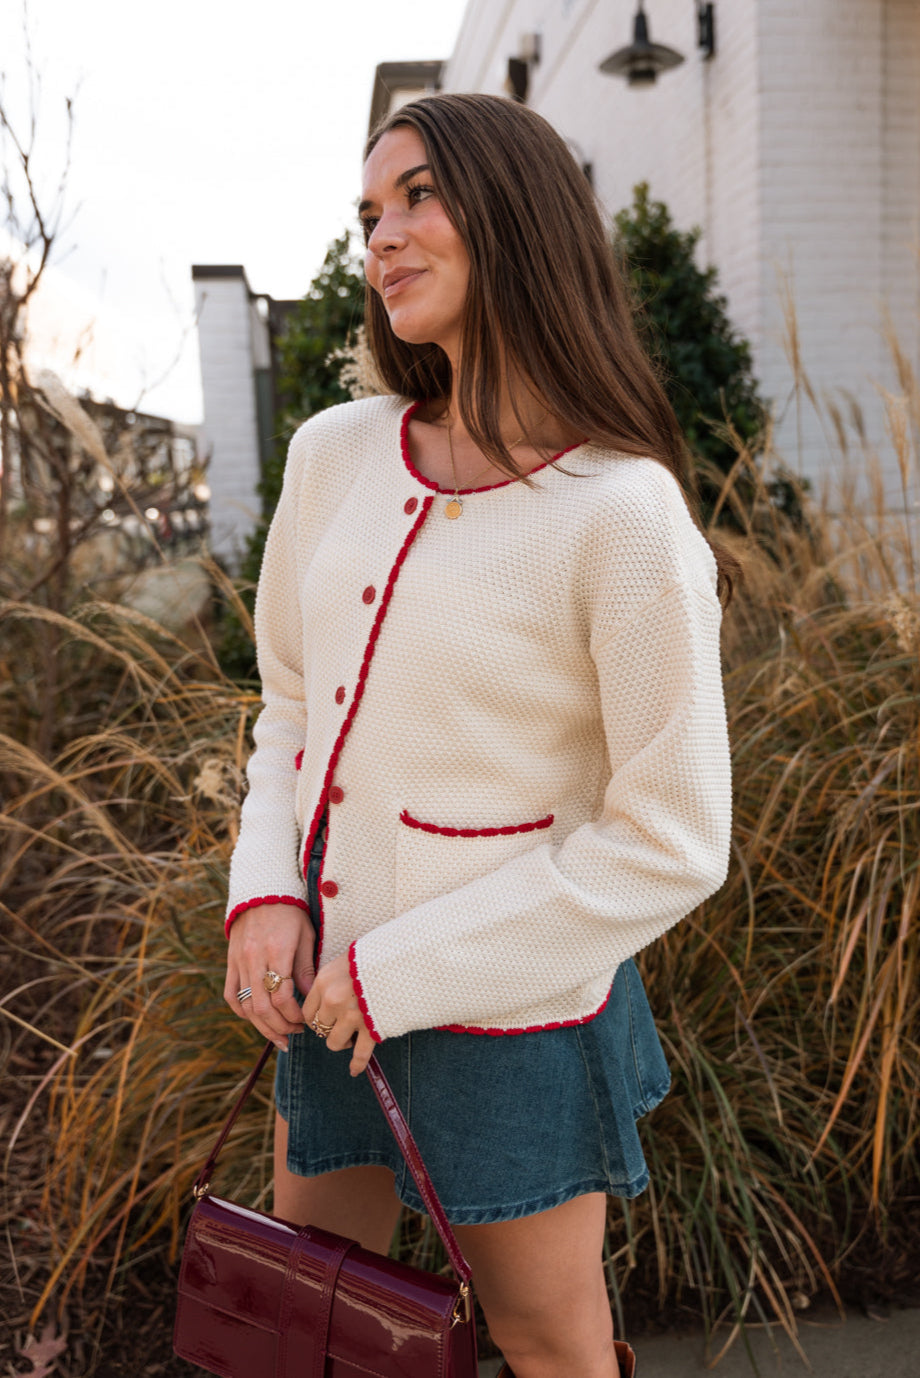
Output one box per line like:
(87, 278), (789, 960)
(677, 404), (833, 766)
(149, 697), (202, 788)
(445, 497), (463, 519)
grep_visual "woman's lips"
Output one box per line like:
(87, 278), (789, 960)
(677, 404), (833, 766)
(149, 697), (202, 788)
(384, 269), (425, 299)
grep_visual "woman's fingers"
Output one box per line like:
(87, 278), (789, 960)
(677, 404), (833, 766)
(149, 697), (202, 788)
(302, 953), (378, 1073)
(223, 964), (248, 1012)
(224, 948), (257, 1009)
(302, 952), (356, 1028)
(225, 902), (315, 1048)
(348, 1027), (376, 1078)
(311, 1010), (375, 1075)
(292, 946), (316, 1001)
(269, 976), (308, 1027)
(247, 984), (304, 1049)
(323, 1012), (363, 1053)
(234, 970), (305, 1050)
(263, 924), (317, 1027)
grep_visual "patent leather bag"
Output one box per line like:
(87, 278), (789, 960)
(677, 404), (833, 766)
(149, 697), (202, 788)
(173, 1040), (478, 1378)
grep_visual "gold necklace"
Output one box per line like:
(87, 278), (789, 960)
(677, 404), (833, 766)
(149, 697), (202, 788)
(443, 415), (527, 520)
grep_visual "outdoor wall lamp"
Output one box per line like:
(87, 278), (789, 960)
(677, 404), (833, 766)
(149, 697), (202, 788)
(599, 2), (715, 86)
(698, 4), (715, 57)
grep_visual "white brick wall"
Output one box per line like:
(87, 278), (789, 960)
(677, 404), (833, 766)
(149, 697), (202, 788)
(880, 0), (920, 506)
(758, 0), (881, 497)
(441, 0), (920, 510)
(193, 270), (264, 567)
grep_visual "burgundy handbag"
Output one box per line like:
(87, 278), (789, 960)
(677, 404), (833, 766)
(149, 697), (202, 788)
(174, 1040), (478, 1378)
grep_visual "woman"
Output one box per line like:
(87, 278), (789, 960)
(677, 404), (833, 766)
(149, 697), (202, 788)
(224, 93), (733, 1378)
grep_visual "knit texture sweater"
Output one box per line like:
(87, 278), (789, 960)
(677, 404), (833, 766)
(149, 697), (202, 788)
(226, 394), (732, 1042)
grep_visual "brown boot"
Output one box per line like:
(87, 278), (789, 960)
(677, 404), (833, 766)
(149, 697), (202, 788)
(497, 1342), (637, 1378)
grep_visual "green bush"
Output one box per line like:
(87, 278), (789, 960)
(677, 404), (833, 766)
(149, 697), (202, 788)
(614, 183), (789, 523)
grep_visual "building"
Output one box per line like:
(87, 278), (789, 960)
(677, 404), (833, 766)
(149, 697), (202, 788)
(192, 1), (919, 550)
(191, 266), (300, 566)
(435, 0), (920, 508)
(369, 60), (445, 132)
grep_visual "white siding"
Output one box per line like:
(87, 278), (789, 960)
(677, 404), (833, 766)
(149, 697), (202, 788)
(881, 0), (920, 509)
(441, 0), (920, 509)
(193, 272), (263, 566)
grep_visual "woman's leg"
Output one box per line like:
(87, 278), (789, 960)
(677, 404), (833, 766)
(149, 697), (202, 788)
(455, 1192), (620, 1378)
(273, 1112), (403, 1253)
(275, 1116), (619, 1375)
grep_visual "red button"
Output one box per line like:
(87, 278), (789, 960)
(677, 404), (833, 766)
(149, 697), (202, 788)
(334, 685), (346, 704)
(404, 497), (418, 514)
(328, 785), (344, 804)
(320, 880), (338, 898)
(362, 585), (376, 604)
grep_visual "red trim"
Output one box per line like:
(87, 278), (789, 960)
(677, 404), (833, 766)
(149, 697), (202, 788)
(399, 809), (554, 838)
(348, 942), (383, 1043)
(294, 749), (304, 771)
(399, 401), (586, 495)
(224, 894), (309, 939)
(437, 983), (614, 1036)
(301, 493), (436, 964)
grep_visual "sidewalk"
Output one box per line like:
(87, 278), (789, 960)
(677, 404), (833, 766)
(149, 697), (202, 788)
(478, 1303), (920, 1376)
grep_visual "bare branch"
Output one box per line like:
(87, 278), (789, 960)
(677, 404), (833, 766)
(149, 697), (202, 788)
(0, 3), (77, 560)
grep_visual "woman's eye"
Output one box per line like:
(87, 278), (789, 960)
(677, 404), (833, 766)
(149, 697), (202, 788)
(360, 184), (434, 243)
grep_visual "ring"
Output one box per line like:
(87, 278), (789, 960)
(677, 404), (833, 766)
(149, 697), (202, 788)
(310, 1016), (336, 1039)
(262, 970), (289, 995)
(237, 987), (253, 1003)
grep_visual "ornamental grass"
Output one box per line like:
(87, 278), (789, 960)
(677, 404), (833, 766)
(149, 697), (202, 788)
(2, 357), (918, 1370)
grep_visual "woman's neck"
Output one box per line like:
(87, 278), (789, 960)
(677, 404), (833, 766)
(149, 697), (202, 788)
(407, 395), (579, 491)
(428, 378), (574, 455)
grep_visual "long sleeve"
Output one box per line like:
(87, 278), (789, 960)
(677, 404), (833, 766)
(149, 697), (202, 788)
(222, 395), (732, 1041)
(349, 478), (732, 1039)
(224, 433), (311, 930)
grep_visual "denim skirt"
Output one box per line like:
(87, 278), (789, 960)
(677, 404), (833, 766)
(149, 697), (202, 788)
(275, 821), (671, 1225)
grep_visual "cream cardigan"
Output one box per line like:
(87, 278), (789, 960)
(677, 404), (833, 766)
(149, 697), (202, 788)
(226, 394), (732, 1042)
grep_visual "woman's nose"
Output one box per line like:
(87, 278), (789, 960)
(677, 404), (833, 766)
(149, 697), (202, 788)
(367, 211), (406, 256)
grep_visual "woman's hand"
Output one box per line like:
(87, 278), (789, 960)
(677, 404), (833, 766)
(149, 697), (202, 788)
(302, 953), (377, 1078)
(225, 902), (315, 1049)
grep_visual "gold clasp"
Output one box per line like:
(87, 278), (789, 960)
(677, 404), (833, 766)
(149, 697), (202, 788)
(451, 1282), (471, 1327)
(192, 1180), (210, 1200)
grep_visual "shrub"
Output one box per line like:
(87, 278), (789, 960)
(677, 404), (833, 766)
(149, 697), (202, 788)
(613, 183), (795, 526)
(3, 316), (918, 1369)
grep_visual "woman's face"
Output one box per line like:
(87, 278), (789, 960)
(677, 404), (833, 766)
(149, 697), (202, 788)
(361, 127), (470, 362)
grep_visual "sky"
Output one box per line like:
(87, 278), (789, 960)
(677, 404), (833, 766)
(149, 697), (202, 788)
(0, 0), (468, 423)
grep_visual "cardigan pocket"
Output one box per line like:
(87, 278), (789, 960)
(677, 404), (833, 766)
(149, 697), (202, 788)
(394, 809), (554, 912)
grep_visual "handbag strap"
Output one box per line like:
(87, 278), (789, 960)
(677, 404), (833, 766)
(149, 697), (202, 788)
(193, 1039), (473, 1286)
(362, 1050), (472, 1285)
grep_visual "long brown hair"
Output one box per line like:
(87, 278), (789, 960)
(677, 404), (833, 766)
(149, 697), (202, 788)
(364, 93), (738, 599)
